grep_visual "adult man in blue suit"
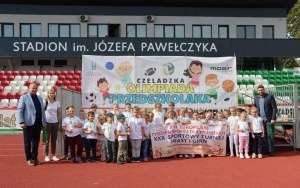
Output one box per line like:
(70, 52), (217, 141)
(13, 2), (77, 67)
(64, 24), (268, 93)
(17, 83), (46, 166)
(254, 85), (277, 156)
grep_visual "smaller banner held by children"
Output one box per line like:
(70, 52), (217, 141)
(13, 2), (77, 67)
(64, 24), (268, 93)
(151, 123), (226, 159)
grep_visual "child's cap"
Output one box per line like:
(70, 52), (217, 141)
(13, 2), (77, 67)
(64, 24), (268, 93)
(107, 112), (114, 117)
(117, 114), (126, 120)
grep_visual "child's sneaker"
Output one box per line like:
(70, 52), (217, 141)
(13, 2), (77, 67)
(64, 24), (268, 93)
(240, 154), (244, 159)
(236, 154), (239, 158)
(76, 157), (83, 163)
(131, 158), (136, 163)
(86, 159), (91, 163)
(92, 158), (99, 162)
(117, 160), (124, 165)
(200, 154), (204, 158)
(252, 153), (256, 159)
(45, 156), (51, 162)
(125, 158), (131, 163)
(64, 155), (70, 160)
(179, 154), (183, 158)
(230, 154), (234, 157)
(144, 158), (149, 162)
(52, 156), (60, 161)
(136, 158), (141, 163)
(208, 154), (212, 157)
(258, 154), (263, 159)
(69, 158), (76, 163)
(245, 154), (250, 159)
(184, 154), (189, 158)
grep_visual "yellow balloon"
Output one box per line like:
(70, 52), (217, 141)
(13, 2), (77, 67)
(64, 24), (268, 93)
(115, 84), (121, 90)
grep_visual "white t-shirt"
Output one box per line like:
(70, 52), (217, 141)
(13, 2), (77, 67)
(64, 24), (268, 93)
(191, 119), (200, 125)
(84, 121), (98, 139)
(153, 110), (165, 125)
(177, 116), (188, 123)
(247, 114), (253, 122)
(143, 122), (154, 138)
(215, 119), (227, 126)
(128, 117), (144, 139)
(250, 116), (263, 133)
(237, 120), (250, 136)
(102, 122), (116, 142)
(117, 122), (128, 141)
(165, 118), (177, 125)
(123, 111), (133, 121)
(201, 119), (216, 126)
(227, 116), (239, 134)
(45, 100), (61, 123)
(62, 116), (81, 137)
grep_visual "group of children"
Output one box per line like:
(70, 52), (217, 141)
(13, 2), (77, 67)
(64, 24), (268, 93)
(61, 102), (265, 164)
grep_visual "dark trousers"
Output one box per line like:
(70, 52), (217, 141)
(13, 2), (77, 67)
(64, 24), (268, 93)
(253, 133), (263, 155)
(105, 139), (116, 160)
(248, 134), (253, 155)
(67, 134), (83, 158)
(86, 138), (97, 159)
(64, 135), (69, 156)
(263, 121), (275, 155)
(23, 124), (42, 161)
(81, 137), (88, 153)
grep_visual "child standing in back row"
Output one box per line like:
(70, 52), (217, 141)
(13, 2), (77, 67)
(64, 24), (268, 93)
(227, 107), (239, 157)
(142, 113), (153, 162)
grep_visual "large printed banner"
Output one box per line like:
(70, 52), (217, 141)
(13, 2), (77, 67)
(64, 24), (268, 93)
(82, 56), (237, 108)
(150, 124), (227, 159)
(0, 109), (19, 129)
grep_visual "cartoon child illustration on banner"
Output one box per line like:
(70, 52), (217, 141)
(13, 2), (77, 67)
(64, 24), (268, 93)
(183, 60), (203, 88)
(116, 61), (133, 86)
(205, 74), (219, 105)
(96, 78), (111, 105)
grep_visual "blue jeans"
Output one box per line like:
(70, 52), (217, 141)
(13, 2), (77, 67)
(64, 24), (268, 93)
(263, 121), (274, 155)
(142, 139), (151, 158)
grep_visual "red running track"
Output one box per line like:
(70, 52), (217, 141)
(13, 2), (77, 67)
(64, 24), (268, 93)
(0, 135), (300, 188)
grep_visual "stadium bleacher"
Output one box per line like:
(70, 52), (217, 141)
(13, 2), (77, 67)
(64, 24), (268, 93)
(237, 69), (298, 105)
(0, 69), (297, 108)
(0, 70), (82, 108)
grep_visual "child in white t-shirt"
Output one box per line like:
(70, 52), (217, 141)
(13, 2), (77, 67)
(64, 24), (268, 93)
(201, 112), (216, 126)
(152, 103), (165, 126)
(142, 113), (153, 162)
(165, 111), (177, 126)
(116, 113), (130, 164)
(102, 112), (117, 163)
(177, 108), (188, 124)
(250, 107), (264, 159)
(123, 103), (133, 121)
(62, 106), (83, 163)
(237, 112), (251, 159)
(227, 107), (239, 158)
(215, 111), (227, 126)
(79, 109), (88, 159)
(128, 106), (144, 162)
(84, 111), (99, 162)
(97, 115), (106, 162)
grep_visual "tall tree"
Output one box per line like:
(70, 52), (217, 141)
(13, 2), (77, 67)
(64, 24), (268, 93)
(287, 0), (300, 38)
